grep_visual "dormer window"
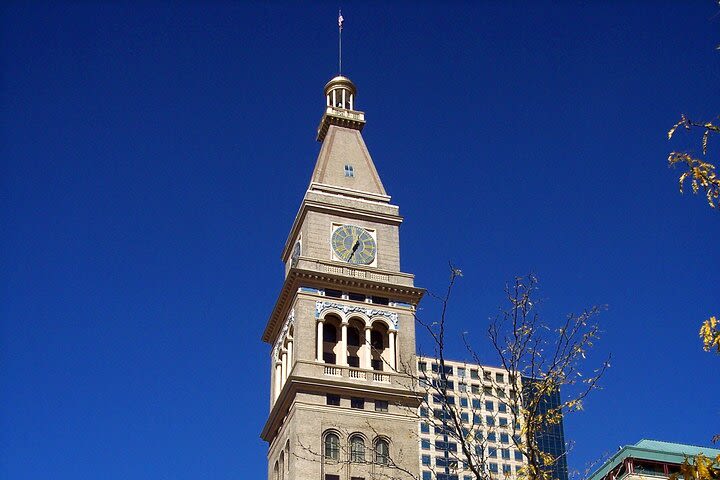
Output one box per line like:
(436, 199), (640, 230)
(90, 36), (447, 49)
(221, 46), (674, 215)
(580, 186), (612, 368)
(344, 164), (354, 177)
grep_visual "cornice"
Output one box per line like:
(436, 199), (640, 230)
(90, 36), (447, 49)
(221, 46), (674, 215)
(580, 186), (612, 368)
(260, 371), (422, 442)
(261, 265), (424, 344)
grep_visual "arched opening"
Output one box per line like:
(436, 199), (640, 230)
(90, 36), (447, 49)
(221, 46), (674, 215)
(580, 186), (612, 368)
(285, 440), (290, 475)
(322, 315), (341, 364)
(273, 461), (279, 480)
(375, 438), (390, 465)
(279, 451), (285, 480)
(323, 432), (340, 461)
(350, 435), (365, 462)
(346, 318), (363, 368)
(370, 322), (389, 371)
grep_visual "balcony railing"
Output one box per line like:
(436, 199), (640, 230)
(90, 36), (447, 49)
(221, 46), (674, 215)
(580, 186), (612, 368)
(290, 360), (407, 389)
(325, 106), (365, 122)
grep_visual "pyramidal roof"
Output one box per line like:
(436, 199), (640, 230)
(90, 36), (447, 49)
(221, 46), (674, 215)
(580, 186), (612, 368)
(309, 125), (388, 201)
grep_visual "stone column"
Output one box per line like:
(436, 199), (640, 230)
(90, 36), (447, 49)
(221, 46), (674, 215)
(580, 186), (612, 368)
(317, 320), (324, 362)
(340, 321), (348, 366)
(286, 339), (293, 376)
(274, 361), (282, 401)
(281, 350), (288, 382)
(388, 330), (397, 371)
(363, 326), (372, 369)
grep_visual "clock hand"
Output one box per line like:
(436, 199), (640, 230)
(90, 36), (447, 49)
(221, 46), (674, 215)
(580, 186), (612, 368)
(348, 239), (360, 261)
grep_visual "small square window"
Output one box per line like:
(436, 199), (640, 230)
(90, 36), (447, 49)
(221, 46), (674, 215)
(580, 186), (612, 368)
(375, 400), (388, 412)
(423, 472), (432, 480)
(515, 450), (524, 461)
(344, 164), (354, 177)
(489, 463), (498, 473)
(421, 439), (431, 450)
(488, 447), (497, 458)
(501, 448), (510, 459)
(351, 397), (365, 409)
(483, 386), (493, 395)
(503, 464), (512, 474)
(327, 394), (340, 406)
(496, 373), (504, 383)
(499, 417), (508, 427)
(418, 361), (427, 372)
(484, 371), (492, 381)
(500, 433), (510, 444)
(488, 432), (497, 442)
(485, 401), (494, 411)
(422, 454), (431, 466)
(460, 398), (468, 408)
(498, 402), (507, 413)
(326, 475), (340, 480)
(457, 367), (466, 377)
(470, 369), (479, 379)
(420, 422), (430, 433)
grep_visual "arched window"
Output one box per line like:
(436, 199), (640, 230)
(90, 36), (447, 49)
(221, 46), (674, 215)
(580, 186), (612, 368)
(285, 440), (290, 474)
(324, 324), (337, 343)
(324, 433), (340, 461)
(375, 439), (390, 465)
(371, 330), (384, 350)
(350, 436), (365, 462)
(347, 326), (360, 347)
(273, 461), (279, 480)
(278, 451), (284, 480)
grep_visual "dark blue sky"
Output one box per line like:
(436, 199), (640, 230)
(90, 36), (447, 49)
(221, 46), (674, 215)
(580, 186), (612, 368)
(2, 2), (719, 479)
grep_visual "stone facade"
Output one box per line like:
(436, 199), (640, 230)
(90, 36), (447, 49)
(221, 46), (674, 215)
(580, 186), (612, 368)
(261, 76), (424, 480)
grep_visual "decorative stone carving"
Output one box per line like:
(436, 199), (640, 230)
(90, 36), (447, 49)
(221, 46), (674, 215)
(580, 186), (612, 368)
(272, 308), (295, 359)
(315, 300), (398, 330)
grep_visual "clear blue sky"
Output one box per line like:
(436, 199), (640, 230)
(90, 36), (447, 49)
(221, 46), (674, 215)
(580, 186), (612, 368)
(2, 2), (719, 479)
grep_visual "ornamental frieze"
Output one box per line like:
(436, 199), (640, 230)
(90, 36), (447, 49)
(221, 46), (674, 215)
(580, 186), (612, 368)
(315, 300), (398, 330)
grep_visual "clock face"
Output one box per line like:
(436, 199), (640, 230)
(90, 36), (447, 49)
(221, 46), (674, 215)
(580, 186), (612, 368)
(331, 225), (376, 265)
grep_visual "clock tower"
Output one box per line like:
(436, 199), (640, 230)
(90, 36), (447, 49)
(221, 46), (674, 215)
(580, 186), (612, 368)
(261, 75), (424, 480)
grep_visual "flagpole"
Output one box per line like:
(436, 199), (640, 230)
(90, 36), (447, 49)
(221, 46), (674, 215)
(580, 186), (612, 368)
(338, 10), (343, 74)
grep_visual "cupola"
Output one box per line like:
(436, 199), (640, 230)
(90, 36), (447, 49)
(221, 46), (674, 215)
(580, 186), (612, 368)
(316, 75), (366, 142)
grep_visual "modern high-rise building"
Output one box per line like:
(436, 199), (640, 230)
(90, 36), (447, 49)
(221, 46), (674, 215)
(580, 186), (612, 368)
(417, 358), (528, 480)
(522, 378), (569, 480)
(260, 74), (567, 480)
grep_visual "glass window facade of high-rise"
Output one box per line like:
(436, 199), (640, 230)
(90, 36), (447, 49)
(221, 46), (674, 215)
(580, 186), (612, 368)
(522, 378), (569, 480)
